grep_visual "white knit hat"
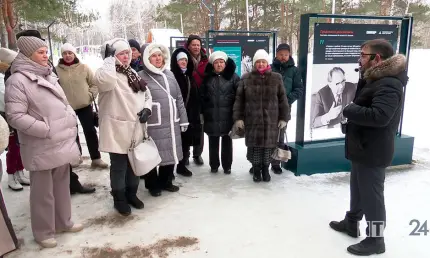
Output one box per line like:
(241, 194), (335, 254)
(253, 49), (270, 65)
(149, 47), (162, 57)
(176, 52), (188, 61)
(209, 51), (228, 64)
(111, 39), (130, 56)
(0, 48), (17, 64)
(61, 43), (77, 56)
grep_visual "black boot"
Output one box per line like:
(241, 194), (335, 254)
(347, 237), (385, 256)
(262, 165), (271, 182)
(163, 184), (180, 192)
(177, 159), (193, 177)
(329, 219), (360, 238)
(252, 165), (262, 182)
(271, 164), (283, 174)
(125, 186), (144, 209)
(149, 189), (162, 197)
(193, 156), (204, 166)
(111, 190), (131, 216)
(70, 175), (96, 195)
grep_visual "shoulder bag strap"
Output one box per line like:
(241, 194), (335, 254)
(91, 93), (98, 112)
(130, 120), (149, 148)
(144, 71), (175, 101)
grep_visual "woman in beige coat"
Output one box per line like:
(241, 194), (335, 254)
(0, 115), (18, 257)
(5, 36), (83, 248)
(56, 43), (108, 169)
(93, 38), (152, 216)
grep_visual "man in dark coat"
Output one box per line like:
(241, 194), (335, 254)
(270, 43), (303, 174)
(4, 29), (95, 195)
(170, 47), (201, 177)
(200, 51), (240, 174)
(329, 39), (407, 256)
(185, 35), (208, 166)
(128, 39), (143, 72)
(310, 67), (357, 129)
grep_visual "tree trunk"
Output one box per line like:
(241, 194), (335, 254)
(288, 0), (294, 44)
(280, 1), (286, 42)
(0, 13), (6, 48)
(2, 0), (16, 50)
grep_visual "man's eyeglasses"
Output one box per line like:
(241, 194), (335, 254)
(360, 53), (377, 58)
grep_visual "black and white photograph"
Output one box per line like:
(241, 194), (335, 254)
(306, 63), (358, 141)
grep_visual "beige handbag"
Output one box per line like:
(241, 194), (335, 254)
(271, 130), (291, 162)
(127, 121), (161, 176)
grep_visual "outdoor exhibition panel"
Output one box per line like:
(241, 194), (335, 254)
(285, 13), (414, 175)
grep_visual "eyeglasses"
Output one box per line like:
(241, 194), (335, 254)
(360, 53), (377, 58)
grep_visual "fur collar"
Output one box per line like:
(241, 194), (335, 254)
(364, 54), (407, 81)
(170, 48), (194, 77)
(142, 43), (170, 75)
(204, 57), (236, 80)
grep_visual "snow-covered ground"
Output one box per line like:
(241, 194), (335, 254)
(1, 50), (429, 258)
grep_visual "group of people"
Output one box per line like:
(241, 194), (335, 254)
(0, 29), (406, 257)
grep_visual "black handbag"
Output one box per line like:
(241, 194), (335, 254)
(91, 93), (99, 128)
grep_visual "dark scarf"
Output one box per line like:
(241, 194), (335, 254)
(116, 65), (147, 93)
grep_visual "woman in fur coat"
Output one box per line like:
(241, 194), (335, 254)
(233, 49), (290, 182)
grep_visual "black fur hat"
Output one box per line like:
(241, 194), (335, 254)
(16, 30), (45, 41)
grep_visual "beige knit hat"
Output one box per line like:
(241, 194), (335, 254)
(17, 36), (48, 58)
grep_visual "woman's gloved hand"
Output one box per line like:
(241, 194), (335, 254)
(137, 108), (152, 123)
(105, 44), (116, 59)
(278, 120), (287, 129)
(234, 120), (244, 130)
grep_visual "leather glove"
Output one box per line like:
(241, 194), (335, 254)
(137, 108), (151, 123)
(181, 125), (188, 132)
(235, 120), (244, 130)
(105, 44), (116, 59)
(278, 120), (287, 129)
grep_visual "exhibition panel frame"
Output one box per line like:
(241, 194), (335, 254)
(285, 13), (414, 175)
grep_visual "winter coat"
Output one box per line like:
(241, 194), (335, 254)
(130, 56), (143, 72)
(271, 57), (304, 105)
(56, 58), (98, 110)
(170, 48), (202, 146)
(201, 58), (240, 136)
(5, 53), (80, 171)
(139, 43), (188, 166)
(233, 69), (290, 148)
(343, 54), (407, 168)
(93, 40), (152, 155)
(0, 187), (18, 257)
(184, 43), (208, 88)
(0, 73), (4, 113)
(0, 115), (8, 151)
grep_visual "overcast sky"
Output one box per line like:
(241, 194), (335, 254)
(78, 0), (430, 27)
